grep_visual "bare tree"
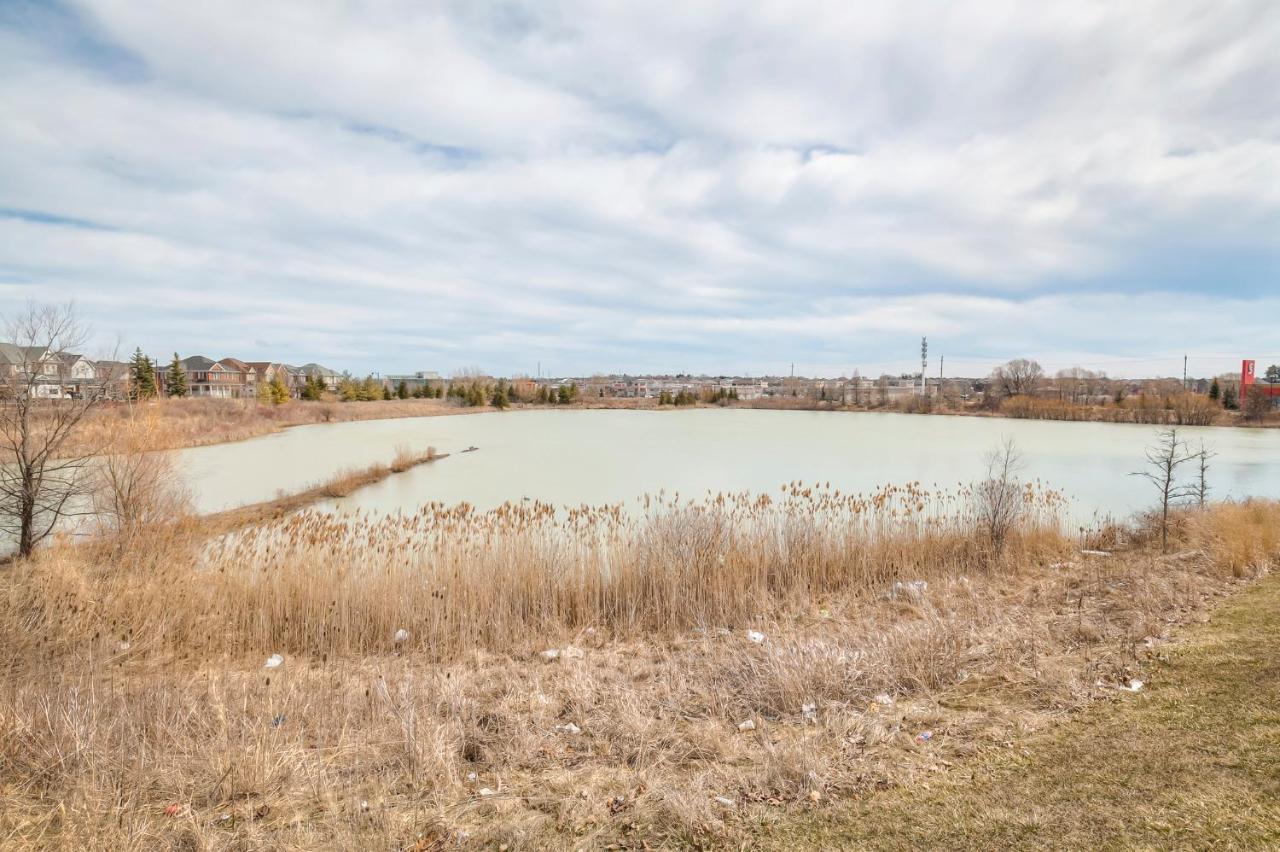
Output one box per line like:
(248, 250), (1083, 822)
(0, 302), (116, 558)
(975, 437), (1024, 556)
(991, 358), (1044, 398)
(1192, 440), (1216, 509)
(1131, 427), (1196, 552)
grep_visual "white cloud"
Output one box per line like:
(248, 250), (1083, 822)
(0, 0), (1276, 376)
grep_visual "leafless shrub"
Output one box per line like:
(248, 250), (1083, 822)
(89, 413), (192, 536)
(974, 437), (1024, 557)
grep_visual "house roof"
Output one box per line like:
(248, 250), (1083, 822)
(0, 343), (49, 366)
(299, 362), (339, 377)
(181, 355), (216, 371)
(217, 357), (250, 371)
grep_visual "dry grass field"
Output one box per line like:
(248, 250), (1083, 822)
(1, 473), (1276, 849)
(65, 397), (477, 456)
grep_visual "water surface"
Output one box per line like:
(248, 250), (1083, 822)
(179, 409), (1280, 523)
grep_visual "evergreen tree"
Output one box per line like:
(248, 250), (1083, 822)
(130, 348), (157, 400)
(256, 379), (273, 404)
(1223, 385), (1239, 410)
(166, 352), (187, 398)
(397, 380), (409, 400)
(1208, 377), (1221, 403)
(270, 372), (290, 404)
(491, 381), (509, 409)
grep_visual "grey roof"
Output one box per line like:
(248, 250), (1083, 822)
(180, 355), (216, 371)
(298, 362), (339, 377)
(0, 343), (49, 366)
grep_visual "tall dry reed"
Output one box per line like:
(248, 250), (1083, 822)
(3, 482), (1068, 666)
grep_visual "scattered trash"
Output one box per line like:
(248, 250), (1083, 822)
(737, 719), (756, 732)
(558, 722), (582, 735)
(271, 714), (286, 728)
(807, 789), (822, 803)
(264, 654), (284, 669)
(479, 788), (497, 797)
(1121, 679), (1144, 692)
(216, 813), (232, 825)
(163, 803), (182, 817)
(393, 628), (410, 644)
(466, 771), (478, 783)
(360, 800), (369, 812)
(802, 703), (818, 723)
(818, 609), (832, 619)
(915, 730), (934, 743)
(1049, 561), (1076, 570)
(873, 693), (894, 706)
(561, 645), (585, 660)
(539, 649), (560, 661)
(889, 580), (928, 601)
(117, 640), (131, 653)
(746, 630), (766, 644)
(1081, 550), (1112, 558)
(253, 804), (269, 821)
(714, 796), (736, 808)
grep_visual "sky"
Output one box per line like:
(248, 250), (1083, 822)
(1, 1), (1278, 379)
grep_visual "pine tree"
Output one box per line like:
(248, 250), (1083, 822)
(270, 372), (289, 404)
(1223, 385), (1239, 410)
(491, 382), (509, 409)
(1208, 377), (1221, 403)
(397, 380), (409, 400)
(166, 352), (187, 398)
(131, 348), (157, 400)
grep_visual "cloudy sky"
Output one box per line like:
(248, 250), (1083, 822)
(1, 1), (1277, 378)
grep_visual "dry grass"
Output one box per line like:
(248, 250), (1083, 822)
(0, 491), (1277, 850)
(765, 542), (1280, 849)
(65, 397), (478, 455)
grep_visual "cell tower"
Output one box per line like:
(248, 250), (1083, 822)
(920, 337), (928, 396)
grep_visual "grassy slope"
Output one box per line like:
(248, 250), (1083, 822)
(764, 571), (1280, 850)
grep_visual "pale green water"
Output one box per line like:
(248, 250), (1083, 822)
(178, 409), (1280, 523)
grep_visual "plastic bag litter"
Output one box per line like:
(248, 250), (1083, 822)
(264, 654), (284, 669)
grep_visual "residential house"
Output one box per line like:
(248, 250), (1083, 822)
(298, 363), (341, 391)
(245, 362), (295, 398)
(0, 344), (96, 398)
(216, 358), (254, 398)
(160, 356), (243, 398)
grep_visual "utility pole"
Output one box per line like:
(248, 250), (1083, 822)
(1183, 354), (1188, 390)
(939, 354), (944, 400)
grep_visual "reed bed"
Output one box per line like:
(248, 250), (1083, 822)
(1, 489), (1277, 849)
(6, 482), (1067, 664)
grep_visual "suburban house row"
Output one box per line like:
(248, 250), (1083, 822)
(154, 357), (342, 399)
(0, 342), (125, 399)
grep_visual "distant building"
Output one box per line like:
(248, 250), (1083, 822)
(1241, 360), (1280, 407)
(383, 371), (442, 395)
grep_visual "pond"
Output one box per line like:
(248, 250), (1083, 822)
(178, 408), (1280, 524)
